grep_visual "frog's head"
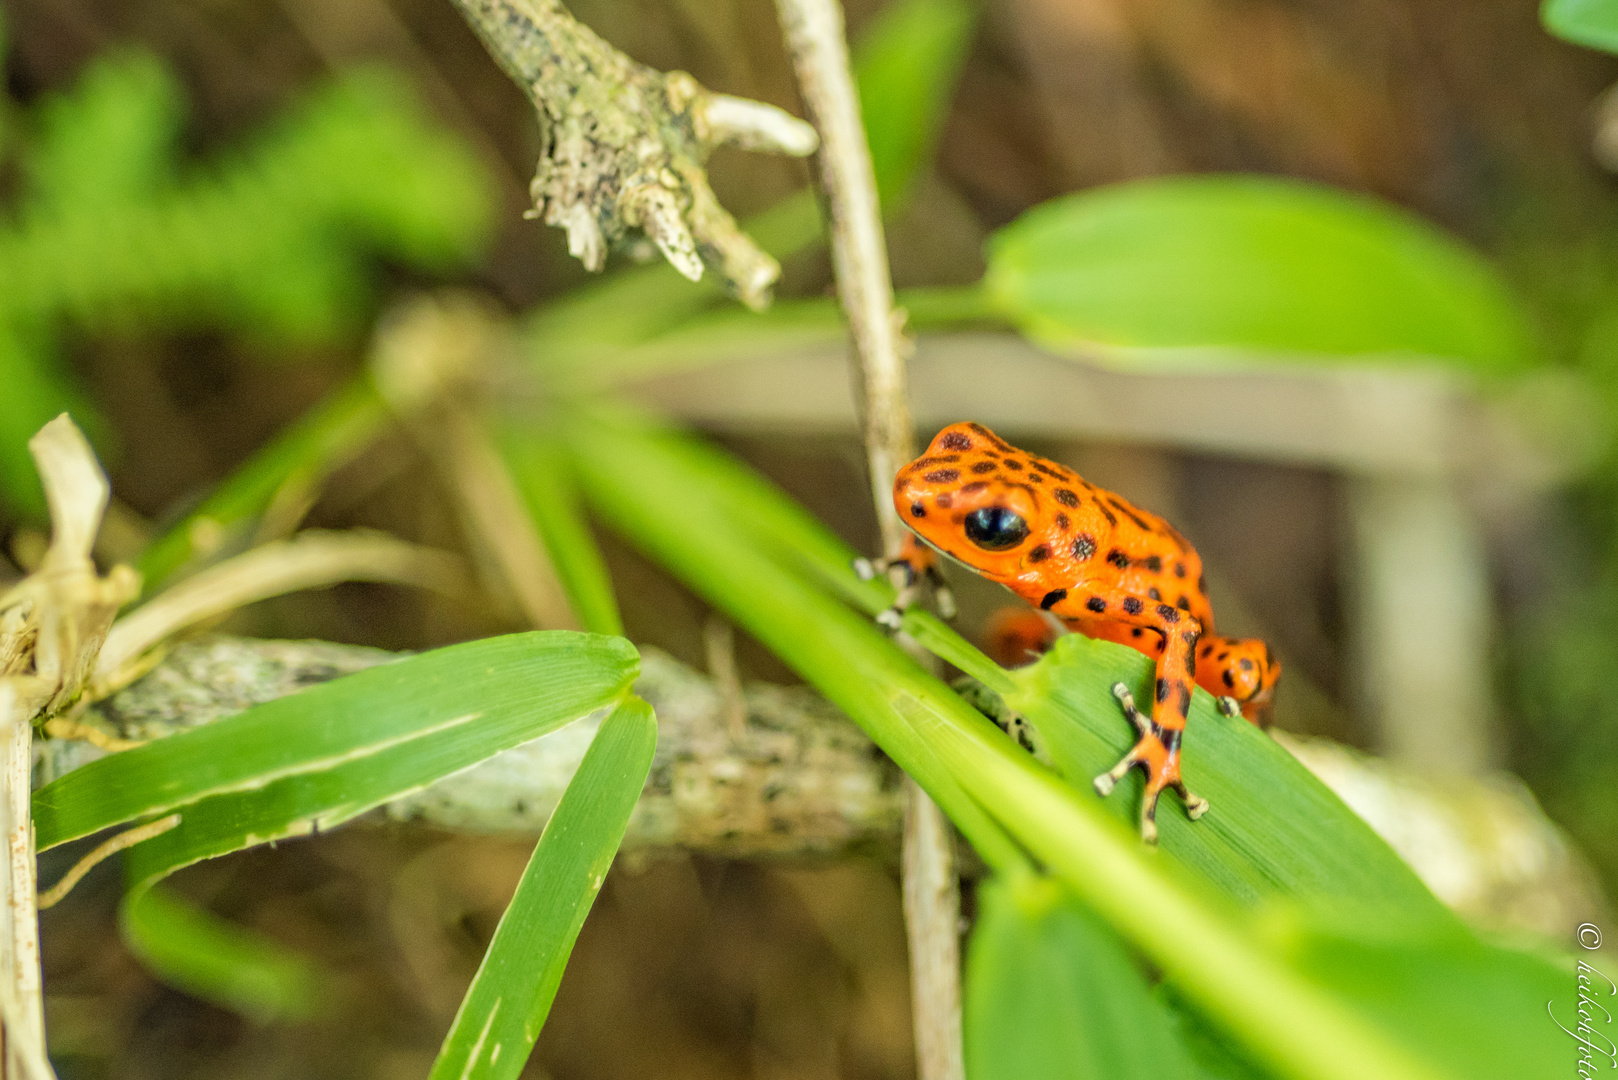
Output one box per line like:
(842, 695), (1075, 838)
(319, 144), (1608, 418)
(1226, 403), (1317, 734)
(893, 422), (1050, 583)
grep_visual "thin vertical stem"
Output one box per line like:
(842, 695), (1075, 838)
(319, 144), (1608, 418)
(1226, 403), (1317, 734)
(769, 3), (963, 1078)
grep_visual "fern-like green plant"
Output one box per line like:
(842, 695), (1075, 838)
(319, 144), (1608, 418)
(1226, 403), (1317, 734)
(0, 43), (494, 516)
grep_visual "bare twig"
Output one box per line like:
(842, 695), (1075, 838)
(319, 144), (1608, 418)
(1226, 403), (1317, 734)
(768, 3), (963, 1077)
(445, 0), (817, 309)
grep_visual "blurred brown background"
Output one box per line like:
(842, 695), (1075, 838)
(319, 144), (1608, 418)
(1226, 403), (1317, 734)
(8, 0), (1616, 1076)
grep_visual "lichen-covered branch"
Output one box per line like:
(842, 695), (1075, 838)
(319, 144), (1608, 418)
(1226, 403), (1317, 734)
(447, 0), (817, 309)
(43, 637), (905, 860)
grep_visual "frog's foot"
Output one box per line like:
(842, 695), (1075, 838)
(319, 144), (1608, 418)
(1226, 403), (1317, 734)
(1093, 682), (1209, 843)
(1216, 695), (1242, 718)
(853, 554), (953, 627)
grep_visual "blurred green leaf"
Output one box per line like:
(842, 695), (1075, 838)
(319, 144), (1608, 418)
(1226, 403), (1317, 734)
(1544, 0), (1618, 53)
(495, 422), (624, 636)
(0, 323), (97, 518)
(430, 696), (656, 1080)
(23, 50), (183, 215)
(966, 872), (1200, 1080)
(35, 631), (638, 851)
(984, 175), (1535, 373)
(121, 883), (330, 1024)
(856, 0), (978, 211)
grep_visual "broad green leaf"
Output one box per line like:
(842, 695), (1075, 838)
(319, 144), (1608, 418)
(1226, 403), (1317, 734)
(495, 422), (623, 636)
(121, 883), (329, 1023)
(966, 873), (1199, 1080)
(35, 631), (638, 851)
(856, 0), (978, 210)
(430, 696), (657, 1080)
(136, 375), (387, 592)
(1544, 0), (1618, 53)
(983, 175), (1536, 374)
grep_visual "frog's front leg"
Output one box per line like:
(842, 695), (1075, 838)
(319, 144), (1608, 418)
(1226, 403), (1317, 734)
(855, 533), (956, 627)
(1047, 588), (1208, 842)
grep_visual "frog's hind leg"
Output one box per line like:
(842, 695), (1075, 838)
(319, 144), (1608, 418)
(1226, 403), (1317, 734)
(1096, 682), (1209, 843)
(1193, 636), (1281, 727)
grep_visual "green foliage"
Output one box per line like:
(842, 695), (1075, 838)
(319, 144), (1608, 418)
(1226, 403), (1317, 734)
(1543, 0), (1618, 53)
(0, 52), (493, 517)
(966, 873), (1198, 1080)
(856, 0), (978, 211)
(430, 697), (657, 1080)
(121, 884), (330, 1024)
(560, 404), (1568, 1080)
(983, 174), (1536, 373)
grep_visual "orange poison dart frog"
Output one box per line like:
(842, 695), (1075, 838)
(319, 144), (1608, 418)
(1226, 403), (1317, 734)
(877, 422), (1281, 841)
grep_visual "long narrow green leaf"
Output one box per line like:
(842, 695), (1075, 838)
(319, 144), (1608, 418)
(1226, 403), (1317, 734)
(35, 631), (637, 850)
(120, 883), (329, 1023)
(494, 422), (623, 636)
(965, 872), (1200, 1080)
(1543, 0), (1618, 53)
(563, 406), (1568, 1080)
(136, 374), (388, 591)
(430, 696), (657, 1080)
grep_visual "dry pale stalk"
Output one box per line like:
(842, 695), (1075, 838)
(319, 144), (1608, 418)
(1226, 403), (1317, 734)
(446, 0), (817, 309)
(368, 293), (579, 630)
(769, 2), (963, 1078)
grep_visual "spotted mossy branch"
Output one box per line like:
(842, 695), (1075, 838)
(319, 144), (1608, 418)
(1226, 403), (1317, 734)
(448, 0), (818, 309)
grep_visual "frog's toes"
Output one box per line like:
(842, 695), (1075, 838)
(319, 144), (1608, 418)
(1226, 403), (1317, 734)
(1216, 695), (1242, 718)
(852, 556), (879, 581)
(876, 605), (906, 630)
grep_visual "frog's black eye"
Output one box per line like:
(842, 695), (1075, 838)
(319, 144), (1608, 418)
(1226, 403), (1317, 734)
(964, 507), (1028, 551)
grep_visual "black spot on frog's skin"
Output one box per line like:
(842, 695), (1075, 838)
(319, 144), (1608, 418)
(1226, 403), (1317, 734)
(914, 455), (960, 467)
(1123, 597), (1143, 615)
(925, 469), (960, 483)
(1072, 534), (1097, 560)
(1222, 670), (1235, 689)
(1177, 595), (1191, 611)
(1054, 512), (1071, 531)
(1029, 474), (1044, 484)
(910, 502), (926, 518)
(1181, 630), (1199, 646)
(971, 460), (998, 474)
(1098, 503), (1118, 527)
(1160, 727), (1182, 754)
(1265, 643), (1277, 668)
(941, 431), (973, 450)
(1197, 574), (1208, 595)
(1177, 684), (1192, 717)
(1218, 652), (1229, 662)
(1054, 488), (1080, 507)
(1086, 597), (1107, 613)
(1157, 604), (1180, 623)
(1175, 562), (1186, 578)
(1131, 628), (1143, 638)
(1040, 588), (1067, 610)
(935, 494), (953, 509)
(1144, 555), (1162, 572)
(1028, 544), (1051, 563)
(1148, 587), (1162, 601)
(1240, 657), (1254, 671)
(1003, 458), (1024, 470)
(1106, 549), (1130, 569)
(1156, 677), (1169, 702)
(1201, 644), (1213, 657)
(960, 481), (988, 494)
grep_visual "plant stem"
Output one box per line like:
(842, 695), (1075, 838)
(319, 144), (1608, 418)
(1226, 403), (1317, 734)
(769, 3), (963, 1078)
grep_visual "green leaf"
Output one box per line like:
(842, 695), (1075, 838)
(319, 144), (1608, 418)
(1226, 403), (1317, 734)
(1000, 636), (1443, 920)
(120, 883), (330, 1024)
(1544, 0), (1618, 53)
(0, 323), (99, 519)
(966, 873), (1199, 1080)
(494, 422), (624, 636)
(856, 0), (978, 211)
(430, 696), (657, 1080)
(35, 631), (638, 851)
(984, 175), (1536, 374)
(135, 374), (387, 592)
